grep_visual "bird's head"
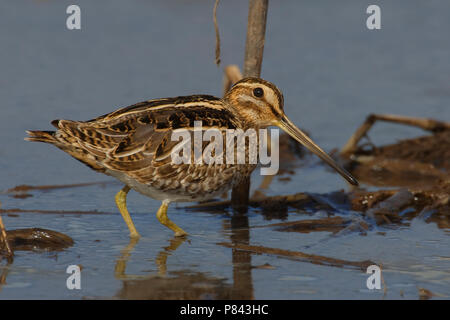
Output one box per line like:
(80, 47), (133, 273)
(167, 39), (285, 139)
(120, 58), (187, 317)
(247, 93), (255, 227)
(224, 77), (358, 186)
(224, 77), (285, 128)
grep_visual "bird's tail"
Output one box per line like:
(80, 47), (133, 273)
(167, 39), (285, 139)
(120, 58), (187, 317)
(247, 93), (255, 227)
(25, 130), (57, 144)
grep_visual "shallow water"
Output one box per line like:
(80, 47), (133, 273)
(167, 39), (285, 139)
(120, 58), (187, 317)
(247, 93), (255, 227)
(0, 0), (449, 299)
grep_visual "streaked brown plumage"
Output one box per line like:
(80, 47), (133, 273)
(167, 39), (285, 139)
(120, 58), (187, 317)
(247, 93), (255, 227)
(26, 77), (357, 238)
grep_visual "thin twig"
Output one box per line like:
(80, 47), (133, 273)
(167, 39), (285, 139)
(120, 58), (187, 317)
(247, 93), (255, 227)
(0, 208), (113, 215)
(213, 0), (221, 66)
(3, 181), (114, 195)
(0, 206), (13, 259)
(218, 242), (375, 271)
(340, 114), (450, 156)
(187, 192), (311, 209)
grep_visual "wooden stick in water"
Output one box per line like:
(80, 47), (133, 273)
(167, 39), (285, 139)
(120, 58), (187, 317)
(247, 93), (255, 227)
(0, 208), (13, 259)
(340, 114), (450, 156)
(231, 0), (269, 209)
(218, 242), (375, 271)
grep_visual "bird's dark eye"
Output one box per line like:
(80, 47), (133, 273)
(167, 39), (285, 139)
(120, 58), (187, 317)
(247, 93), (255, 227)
(253, 87), (264, 98)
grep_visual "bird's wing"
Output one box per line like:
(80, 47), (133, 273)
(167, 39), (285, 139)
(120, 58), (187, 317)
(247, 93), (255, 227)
(52, 97), (239, 186)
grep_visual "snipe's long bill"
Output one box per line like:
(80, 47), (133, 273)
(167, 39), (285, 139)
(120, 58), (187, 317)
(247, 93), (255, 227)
(26, 77), (358, 238)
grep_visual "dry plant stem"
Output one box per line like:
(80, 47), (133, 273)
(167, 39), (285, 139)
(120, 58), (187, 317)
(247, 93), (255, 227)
(231, 0), (269, 208)
(213, 0), (221, 65)
(243, 0), (268, 77)
(0, 266), (8, 288)
(253, 216), (348, 230)
(218, 242), (374, 271)
(4, 181), (112, 194)
(0, 215), (13, 259)
(187, 192), (310, 209)
(341, 114), (450, 156)
(222, 65), (243, 96)
(0, 208), (112, 215)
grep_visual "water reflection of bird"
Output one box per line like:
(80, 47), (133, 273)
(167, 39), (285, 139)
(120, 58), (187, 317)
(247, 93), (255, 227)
(26, 77), (357, 238)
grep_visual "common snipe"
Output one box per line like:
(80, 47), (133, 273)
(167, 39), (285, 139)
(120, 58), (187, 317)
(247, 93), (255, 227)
(26, 78), (357, 238)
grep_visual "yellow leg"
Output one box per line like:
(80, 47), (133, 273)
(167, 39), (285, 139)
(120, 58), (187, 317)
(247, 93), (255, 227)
(115, 186), (140, 238)
(156, 200), (187, 237)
